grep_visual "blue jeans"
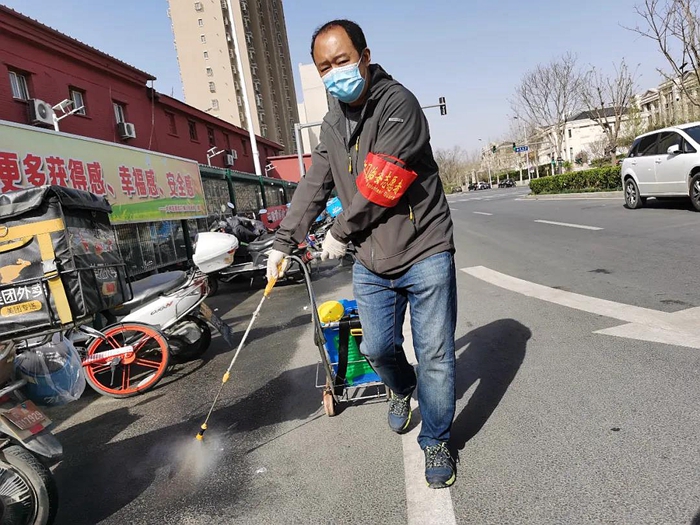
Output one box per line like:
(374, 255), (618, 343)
(353, 251), (457, 449)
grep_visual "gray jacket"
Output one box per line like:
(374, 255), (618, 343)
(273, 64), (454, 276)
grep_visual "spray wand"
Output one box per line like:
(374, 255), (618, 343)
(196, 259), (288, 441)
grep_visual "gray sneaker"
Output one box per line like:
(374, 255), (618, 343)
(387, 390), (413, 433)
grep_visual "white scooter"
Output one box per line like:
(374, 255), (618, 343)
(113, 231), (239, 360)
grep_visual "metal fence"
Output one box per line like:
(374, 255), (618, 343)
(114, 220), (188, 277)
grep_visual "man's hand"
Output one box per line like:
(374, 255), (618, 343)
(321, 231), (347, 261)
(266, 249), (287, 280)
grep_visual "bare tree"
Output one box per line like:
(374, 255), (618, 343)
(581, 59), (640, 164)
(628, 0), (700, 108)
(435, 146), (474, 189)
(511, 53), (584, 165)
(587, 137), (610, 160)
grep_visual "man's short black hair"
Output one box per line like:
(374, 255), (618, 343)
(310, 19), (367, 61)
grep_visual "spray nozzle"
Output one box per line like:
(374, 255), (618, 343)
(195, 423), (208, 440)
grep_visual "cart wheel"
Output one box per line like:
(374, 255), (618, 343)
(323, 390), (336, 417)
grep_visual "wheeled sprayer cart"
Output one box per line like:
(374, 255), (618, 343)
(289, 255), (389, 416)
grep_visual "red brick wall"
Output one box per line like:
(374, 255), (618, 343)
(0, 8), (283, 173)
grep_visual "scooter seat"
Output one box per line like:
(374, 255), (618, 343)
(248, 233), (276, 251)
(114, 271), (188, 315)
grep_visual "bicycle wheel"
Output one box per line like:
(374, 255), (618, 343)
(84, 323), (170, 398)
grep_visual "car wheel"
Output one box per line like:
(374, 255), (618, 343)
(690, 173), (700, 211)
(624, 178), (644, 209)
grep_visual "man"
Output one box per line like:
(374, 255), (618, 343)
(267, 20), (457, 489)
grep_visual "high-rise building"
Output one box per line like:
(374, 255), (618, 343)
(297, 62), (329, 154)
(168, 0), (299, 153)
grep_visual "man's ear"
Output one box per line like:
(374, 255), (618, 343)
(363, 48), (371, 65)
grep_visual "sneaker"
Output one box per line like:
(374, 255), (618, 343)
(424, 442), (456, 489)
(387, 390), (413, 433)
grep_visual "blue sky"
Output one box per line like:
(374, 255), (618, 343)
(4, 0), (669, 152)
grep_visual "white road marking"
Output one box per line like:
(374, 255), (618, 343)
(516, 197), (620, 201)
(450, 207), (458, 211)
(401, 312), (457, 525)
(473, 212), (493, 216)
(534, 219), (603, 231)
(461, 266), (700, 349)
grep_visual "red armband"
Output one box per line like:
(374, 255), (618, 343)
(356, 152), (417, 207)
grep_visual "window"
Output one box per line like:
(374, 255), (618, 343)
(223, 132), (231, 149)
(188, 120), (198, 141)
(194, 1), (203, 11)
(198, 18), (204, 27)
(165, 111), (177, 135)
(568, 129), (572, 138)
(628, 138), (642, 157)
(200, 34), (206, 44)
(682, 125), (700, 146)
(203, 51), (209, 59)
(569, 147), (573, 158)
(241, 138), (249, 155)
(113, 102), (126, 124)
(211, 99), (219, 110)
(209, 82), (216, 93)
(655, 132), (682, 155)
(207, 126), (216, 147)
(9, 70), (29, 100)
(70, 88), (86, 115)
(637, 134), (659, 156)
(682, 138), (697, 154)
(206, 67), (214, 77)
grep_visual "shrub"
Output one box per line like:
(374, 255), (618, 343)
(529, 166), (622, 195)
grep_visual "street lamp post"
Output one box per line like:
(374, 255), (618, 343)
(479, 138), (493, 186)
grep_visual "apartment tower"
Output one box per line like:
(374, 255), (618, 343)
(168, 0), (299, 153)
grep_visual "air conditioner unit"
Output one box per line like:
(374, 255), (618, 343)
(224, 154), (235, 167)
(229, 149), (238, 160)
(118, 122), (136, 140)
(28, 99), (55, 127)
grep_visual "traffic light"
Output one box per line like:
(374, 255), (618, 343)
(439, 97), (447, 116)
(512, 142), (516, 151)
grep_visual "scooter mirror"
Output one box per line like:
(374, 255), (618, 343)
(227, 202), (235, 210)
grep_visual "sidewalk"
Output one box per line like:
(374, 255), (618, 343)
(525, 191), (623, 200)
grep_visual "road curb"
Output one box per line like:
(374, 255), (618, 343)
(526, 191), (623, 200)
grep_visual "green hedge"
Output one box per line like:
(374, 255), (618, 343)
(529, 166), (622, 195)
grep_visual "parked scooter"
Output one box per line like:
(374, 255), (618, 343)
(71, 231), (240, 398)
(110, 231), (239, 360)
(0, 340), (62, 525)
(208, 203), (314, 290)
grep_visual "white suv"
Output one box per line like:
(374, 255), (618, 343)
(621, 122), (700, 210)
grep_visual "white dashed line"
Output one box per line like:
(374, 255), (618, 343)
(473, 212), (493, 216)
(534, 219), (603, 231)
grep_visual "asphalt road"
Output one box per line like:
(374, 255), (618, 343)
(46, 186), (700, 524)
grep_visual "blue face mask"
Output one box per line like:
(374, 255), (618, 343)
(321, 53), (367, 104)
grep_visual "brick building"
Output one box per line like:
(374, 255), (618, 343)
(0, 5), (295, 277)
(0, 5), (283, 172)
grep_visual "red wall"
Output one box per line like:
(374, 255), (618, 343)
(0, 6), (282, 173)
(267, 154), (313, 183)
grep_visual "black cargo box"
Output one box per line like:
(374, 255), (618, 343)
(0, 186), (130, 340)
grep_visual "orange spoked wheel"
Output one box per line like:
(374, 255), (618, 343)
(83, 323), (170, 398)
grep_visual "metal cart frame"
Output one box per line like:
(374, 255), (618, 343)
(290, 255), (388, 416)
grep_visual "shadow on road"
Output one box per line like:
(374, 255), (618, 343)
(451, 319), (531, 452)
(52, 362), (321, 525)
(691, 509), (700, 525)
(643, 197), (695, 212)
